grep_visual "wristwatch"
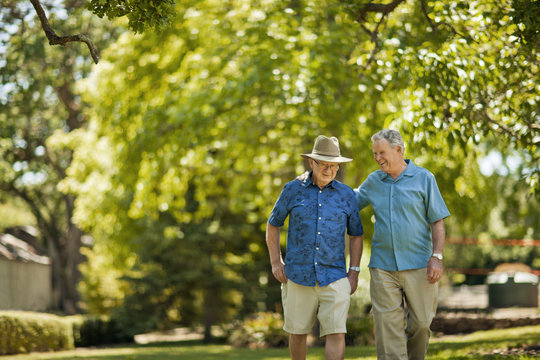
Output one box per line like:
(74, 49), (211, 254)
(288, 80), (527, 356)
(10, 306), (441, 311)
(349, 266), (361, 272)
(431, 253), (443, 260)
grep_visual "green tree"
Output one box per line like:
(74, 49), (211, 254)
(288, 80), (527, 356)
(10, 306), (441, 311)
(64, 0), (538, 335)
(0, 1), (121, 313)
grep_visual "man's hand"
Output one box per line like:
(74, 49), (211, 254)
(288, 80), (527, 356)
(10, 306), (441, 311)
(347, 270), (359, 294)
(427, 257), (443, 284)
(271, 261), (288, 283)
(347, 235), (363, 295)
(296, 171), (309, 181)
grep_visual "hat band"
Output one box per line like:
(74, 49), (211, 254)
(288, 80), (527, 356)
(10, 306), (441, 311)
(313, 150), (341, 157)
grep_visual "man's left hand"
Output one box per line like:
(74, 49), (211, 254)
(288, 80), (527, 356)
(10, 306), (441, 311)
(347, 271), (359, 294)
(427, 257), (443, 284)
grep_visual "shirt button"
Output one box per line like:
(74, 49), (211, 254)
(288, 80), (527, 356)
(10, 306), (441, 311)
(315, 262), (318, 265)
(319, 190), (322, 193)
(317, 232), (320, 235)
(319, 204), (322, 207)
(318, 217), (321, 220)
(316, 247), (319, 250)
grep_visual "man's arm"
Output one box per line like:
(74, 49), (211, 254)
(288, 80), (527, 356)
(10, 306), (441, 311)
(347, 235), (363, 294)
(353, 181), (371, 211)
(266, 222), (287, 283)
(427, 219), (445, 284)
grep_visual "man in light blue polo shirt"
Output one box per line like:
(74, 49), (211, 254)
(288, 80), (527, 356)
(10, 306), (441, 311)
(355, 129), (450, 360)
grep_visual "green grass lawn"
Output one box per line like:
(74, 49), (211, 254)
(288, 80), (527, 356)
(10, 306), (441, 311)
(1, 325), (538, 360)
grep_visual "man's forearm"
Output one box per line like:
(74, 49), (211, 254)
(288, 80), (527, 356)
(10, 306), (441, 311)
(431, 219), (446, 253)
(266, 222), (283, 265)
(349, 235), (363, 267)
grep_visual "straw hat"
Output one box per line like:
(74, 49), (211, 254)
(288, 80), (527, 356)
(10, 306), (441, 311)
(301, 135), (352, 163)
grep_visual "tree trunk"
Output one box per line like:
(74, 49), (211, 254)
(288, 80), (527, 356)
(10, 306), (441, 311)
(42, 205), (84, 314)
(47, 226), (83, 314)
(203, 285), (218, 343)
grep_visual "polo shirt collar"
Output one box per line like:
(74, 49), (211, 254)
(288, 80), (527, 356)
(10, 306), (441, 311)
(379, 159), (416, 180)
(402, 159), (416, 176)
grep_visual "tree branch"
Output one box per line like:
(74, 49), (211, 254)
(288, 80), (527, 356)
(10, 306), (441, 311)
(361, 0), (405, 14)
(29, 0), (100, 64)
(352, 0), (406, 22)
(358, 20), (383, 74)
(6, 183), (57, 246)
(56, 82), (85, 130)
(475, 105), (518, 140)
(353, 1), (403, 78)
(420, 0), (437, 30)
(419, 0), (478, 44)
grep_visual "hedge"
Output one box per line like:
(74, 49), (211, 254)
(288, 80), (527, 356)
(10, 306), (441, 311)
(0, 311), (73, 355)
(65, 314), (133, 347)
(228, 312), (374, 348)
(345, 315), (374, 346)
(228, 312), (288, 348)
(0, 311), (133, 355)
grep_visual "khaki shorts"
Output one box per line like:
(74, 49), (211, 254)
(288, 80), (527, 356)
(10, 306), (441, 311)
(281, 277), (351, 337)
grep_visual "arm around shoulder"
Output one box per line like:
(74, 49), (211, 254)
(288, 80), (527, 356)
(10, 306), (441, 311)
(353, 177), (372, 211)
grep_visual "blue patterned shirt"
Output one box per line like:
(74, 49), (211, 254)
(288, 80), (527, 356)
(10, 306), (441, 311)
(269, 173), (364, 287)
(355, 160), (450, 271)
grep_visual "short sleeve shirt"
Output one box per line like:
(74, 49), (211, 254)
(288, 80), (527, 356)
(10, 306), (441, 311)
(354, 160), (450, 271)
(269, 174), (364, 287)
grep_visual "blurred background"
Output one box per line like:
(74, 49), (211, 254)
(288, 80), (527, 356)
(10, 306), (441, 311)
(0, 0), (538, 346)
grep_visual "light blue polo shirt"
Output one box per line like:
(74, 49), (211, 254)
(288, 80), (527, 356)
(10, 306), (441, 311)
(354, 160), (450, 271)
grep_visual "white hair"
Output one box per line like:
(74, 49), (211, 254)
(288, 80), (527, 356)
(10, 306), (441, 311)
(371, 129), (405, 155)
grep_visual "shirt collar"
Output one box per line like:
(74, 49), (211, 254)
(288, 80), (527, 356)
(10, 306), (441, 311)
(379, 159), (416, 180)
(304, 171), (336, 189)
(402, 159), (416, 177)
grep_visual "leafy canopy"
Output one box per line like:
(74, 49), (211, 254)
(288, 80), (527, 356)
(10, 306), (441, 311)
(63, 0), (539, 327)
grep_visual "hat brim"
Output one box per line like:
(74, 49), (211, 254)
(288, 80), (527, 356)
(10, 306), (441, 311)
(301, 154), (353, 163)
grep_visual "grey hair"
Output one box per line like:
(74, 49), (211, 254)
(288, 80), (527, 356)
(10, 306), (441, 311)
(371, 129), (405, 154)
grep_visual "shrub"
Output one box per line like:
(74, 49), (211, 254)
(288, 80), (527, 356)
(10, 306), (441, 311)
(345, 315), (374, 346)
(0, 311), (74, 355)
(228, 312), (288, 348)
(65, 314), (133, 347)
(227, 312), (374, 349)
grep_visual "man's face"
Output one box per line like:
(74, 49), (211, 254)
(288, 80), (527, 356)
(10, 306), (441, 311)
(372, 139), (403, 174)
(310, 159), (339, 186)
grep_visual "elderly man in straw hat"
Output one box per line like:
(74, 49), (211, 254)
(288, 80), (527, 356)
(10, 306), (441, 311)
(266, 135), (364, 360)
